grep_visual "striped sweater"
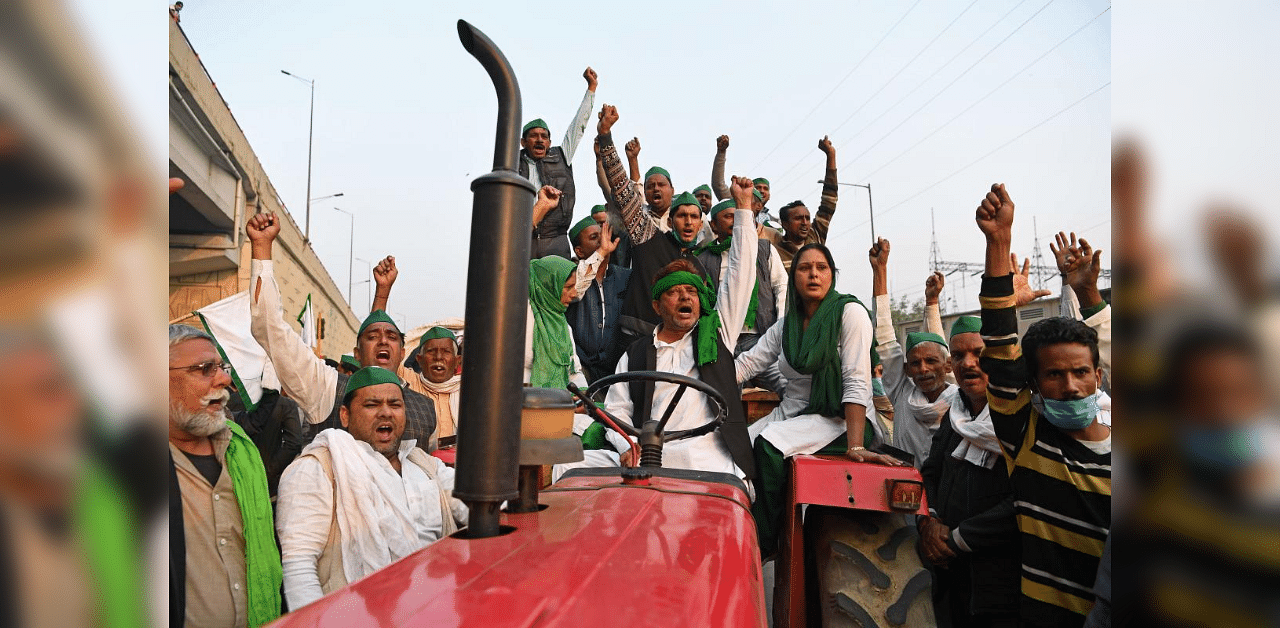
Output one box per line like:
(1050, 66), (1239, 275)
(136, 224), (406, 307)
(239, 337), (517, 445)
(980, 274), (1111, 627)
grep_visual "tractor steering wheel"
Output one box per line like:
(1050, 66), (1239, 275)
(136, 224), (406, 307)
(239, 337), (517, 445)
(578, 370), (729, 443)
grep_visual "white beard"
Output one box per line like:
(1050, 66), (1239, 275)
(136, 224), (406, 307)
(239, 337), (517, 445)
(170, 389), (230, 437)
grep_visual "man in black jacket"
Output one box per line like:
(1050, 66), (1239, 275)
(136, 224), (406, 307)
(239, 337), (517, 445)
(520, 67), (598, 259)
(918, 315), (1020, 628)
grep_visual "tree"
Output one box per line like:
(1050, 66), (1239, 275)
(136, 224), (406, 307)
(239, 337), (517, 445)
(891, 294), (925, 325)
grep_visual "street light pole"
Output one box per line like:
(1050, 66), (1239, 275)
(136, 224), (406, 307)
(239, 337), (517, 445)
(282, 70), (316, 241)
(355, 257), (373, 313)
(334, 207), (354, 306)
(820, 180), (876, 243)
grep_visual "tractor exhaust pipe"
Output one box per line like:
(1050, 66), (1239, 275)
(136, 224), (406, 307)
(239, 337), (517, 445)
(453, 19), (536, 539)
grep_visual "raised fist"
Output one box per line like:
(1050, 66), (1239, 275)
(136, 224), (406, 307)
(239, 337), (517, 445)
(729, 175), (755, 208)
(818, 135), (834, 155)
(373, 255), (398, 290)
(246, 212), (281, 244)
(624, 137), (641, 160)
(868, 237), (890, 269)
(716, 135), (730, 152)
(583, 67), (598, 91)
(597, 104), (618, 135)
(975, 183), (1014, 240)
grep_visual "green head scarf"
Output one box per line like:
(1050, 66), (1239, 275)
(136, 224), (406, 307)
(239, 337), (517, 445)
(644, 166), (672, 185)
(949, 315), (982, 339)
(569, 215), (599, 243)
(522, 118), (549, 137)
(651, 270), (721, 366)
(419, 326), (457, 350)
(693, 184), (713, 196)
(752, 177), (770, 187)
(343, 366), (403, 404)
(905, 332), (948, 356)
(753, 189), (764, 201)
(529, 256), (578, 388)
(340, 354), (359, 370)
(781, 279), (870, 424)
(359, 309), (401, 336)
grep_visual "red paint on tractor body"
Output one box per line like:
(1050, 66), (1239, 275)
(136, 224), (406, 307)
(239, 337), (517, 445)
(266, 473), (766, 628)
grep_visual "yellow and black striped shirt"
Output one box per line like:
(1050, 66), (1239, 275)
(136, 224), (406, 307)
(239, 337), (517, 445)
(980, 274), (1111, 627)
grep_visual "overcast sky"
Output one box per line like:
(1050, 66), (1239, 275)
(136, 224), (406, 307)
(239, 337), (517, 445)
(86, 0), (1111, 328)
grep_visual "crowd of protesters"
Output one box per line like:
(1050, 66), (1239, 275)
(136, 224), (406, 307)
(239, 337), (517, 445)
(170, 66), (1116, 628)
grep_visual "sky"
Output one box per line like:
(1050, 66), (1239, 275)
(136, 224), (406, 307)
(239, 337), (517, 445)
(85, 0), (1110, 328)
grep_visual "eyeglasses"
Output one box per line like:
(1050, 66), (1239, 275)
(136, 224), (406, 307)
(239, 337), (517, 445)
(169, 361), (232, 378)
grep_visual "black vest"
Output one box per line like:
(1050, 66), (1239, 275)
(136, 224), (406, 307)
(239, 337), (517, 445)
(519, 146), (575, 237)
(302, 372), (438, 449)
(624, 334), (756, 480)
(697, 239), (779, 333)
(618, 234), (714, 337)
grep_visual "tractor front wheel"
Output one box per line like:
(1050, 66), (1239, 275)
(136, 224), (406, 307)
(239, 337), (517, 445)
(806, 506), (936, 627)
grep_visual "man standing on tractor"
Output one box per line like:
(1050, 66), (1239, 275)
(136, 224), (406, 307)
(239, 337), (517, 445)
(562, 177), (760, 484)
(275, 367), (467, 610)
(521, 67), (598, 259)
(975, 183), (1111, 627)
(919, 314), (1020, 628)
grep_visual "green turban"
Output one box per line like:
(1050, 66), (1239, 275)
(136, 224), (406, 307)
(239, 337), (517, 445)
(650, 271), (721, 366)
(590, 204), (608, 215)
(340, 354), (359, 370)
(644, 166), (672, 185)
(522, 118), (549, 137)
(752, 177), (770, 187)
(419, 326), (457, 350)
(359, 309), (401, 336)
(569, 215), (599, 242)
(670, 191), (700, 211)
(904, 332), (948, 356)
(710, 199), (736, 219)
(343, 366), (402, 404)
(693, 184), (712, 196)
(949, 315), (982, 339)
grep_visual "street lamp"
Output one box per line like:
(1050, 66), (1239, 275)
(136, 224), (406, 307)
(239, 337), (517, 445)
(820, 180), (876, 243)
(311, 192), (344, 202)
(282, 69), (316, 240)
(355, 256), (373, 312)
(333, 207), (354, 307)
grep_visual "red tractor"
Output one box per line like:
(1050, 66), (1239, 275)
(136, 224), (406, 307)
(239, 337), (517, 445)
(266, 21), (934, 628)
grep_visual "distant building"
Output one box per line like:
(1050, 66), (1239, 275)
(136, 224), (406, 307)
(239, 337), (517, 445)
(169, 19), (357, 356)
(892, 288), (1112, 341)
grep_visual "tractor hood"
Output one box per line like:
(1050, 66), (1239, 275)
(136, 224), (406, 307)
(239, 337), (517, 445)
(267, 475), (765, 627)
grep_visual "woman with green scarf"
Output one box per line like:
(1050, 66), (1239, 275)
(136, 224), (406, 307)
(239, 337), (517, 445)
(524, 255), (589, 389)
(735, 243), (905, 553)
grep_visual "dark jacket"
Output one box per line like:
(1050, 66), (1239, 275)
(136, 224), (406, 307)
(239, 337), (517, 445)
(567, 264), (632, 382)
(920, 399), (1020, 616)
(519, 146), (575, 238)
(624, 334), (755, 480)
(229, 389), (303, 498)
(697, 239), (779, 333)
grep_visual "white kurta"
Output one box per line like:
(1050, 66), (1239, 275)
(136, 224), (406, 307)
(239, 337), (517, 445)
(712, 240), (788, 334)
(275, 432), (467, 609)
(735, 302), (877, 457)
(556, 206), (759, 480)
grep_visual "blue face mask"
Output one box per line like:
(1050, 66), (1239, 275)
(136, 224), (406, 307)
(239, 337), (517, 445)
(1032, 391), (1100, 431)
(872, 377), (886, 397)
(1181, 424), (1262, 474)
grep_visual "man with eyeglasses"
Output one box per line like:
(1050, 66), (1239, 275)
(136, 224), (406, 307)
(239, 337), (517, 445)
(169, 324), (282, 628)
(246, 212), (437, 450)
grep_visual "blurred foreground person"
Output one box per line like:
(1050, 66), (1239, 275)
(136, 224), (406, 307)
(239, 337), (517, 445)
(169, 325), (281, 628)
(276, 367), (466, 610)
(976, 184), (1110, 628)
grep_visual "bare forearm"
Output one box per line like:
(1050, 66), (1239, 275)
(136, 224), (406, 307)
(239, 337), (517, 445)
(873, 266), (888, 297)
(1071, 283), (1103, 309)
(627, 154), (640, 183)
(985, 236), (1011, 277)
(844, 403), (868, 447)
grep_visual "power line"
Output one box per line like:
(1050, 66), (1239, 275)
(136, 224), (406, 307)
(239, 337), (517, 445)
(855, 6), (1112, 183)
(747, 0), (924, 173)
(828, 80), (1111, 241)
(765, 0), (980, 188)
(835, 0), (1059, 176)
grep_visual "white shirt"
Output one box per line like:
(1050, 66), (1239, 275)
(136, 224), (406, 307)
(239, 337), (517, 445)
(275, 434), (466, 609)
(713, 236), (788, 333)
(598, 207), (759, 475)
(522, 88), (595, 189)
(250, 259), (342, 426)
(735, 302), (876, 457)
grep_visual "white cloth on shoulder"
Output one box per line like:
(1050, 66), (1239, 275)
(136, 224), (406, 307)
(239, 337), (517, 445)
(948, 400), (1001, 469)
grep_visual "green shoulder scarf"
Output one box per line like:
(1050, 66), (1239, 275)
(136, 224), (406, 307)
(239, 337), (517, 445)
(223, 420), (283, 627)
(529, 256), (578, 388)
(782, 286), (868, 419)
(695, 236), (762, 328)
